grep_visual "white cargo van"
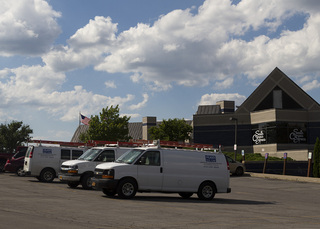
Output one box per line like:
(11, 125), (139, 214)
(59, 146), (131, 190)
(23, 145), (85, 182)
(92, 147), (231, 200)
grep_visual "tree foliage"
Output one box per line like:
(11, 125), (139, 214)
(80, 105), (131, 142)
(149, 118), (192, 142)
(313, 137), (320, 178)
(0, 121), (33, 153)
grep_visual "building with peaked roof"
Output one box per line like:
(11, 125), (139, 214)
(193, 67), (320, 160)
(71, 67), (320, 160)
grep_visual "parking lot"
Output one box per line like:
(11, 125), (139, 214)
(1, 172), (320, 229)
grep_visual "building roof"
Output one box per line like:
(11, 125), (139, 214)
(196, 105), (221, 115)
(236, 67), (320, 114)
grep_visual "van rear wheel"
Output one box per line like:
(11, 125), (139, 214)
(117, 178), (137, 199)
(197, 182), (216, 200)
(40, 168), (55, 182)
(16, 167), (25, 176)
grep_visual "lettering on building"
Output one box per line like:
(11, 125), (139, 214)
(252, 130), (266, 145)
(289, 129), (306, 143)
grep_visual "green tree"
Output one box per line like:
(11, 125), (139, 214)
(80, 105), (130, 142)
(313, 137), (320, 178)
(149, 118), (192, 142)
(0, 121), (33, 153)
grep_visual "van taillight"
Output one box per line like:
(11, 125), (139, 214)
(29, 149), (33, 158)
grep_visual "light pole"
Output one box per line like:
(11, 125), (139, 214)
(229, 117), (238, 161)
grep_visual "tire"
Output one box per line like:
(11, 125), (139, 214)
(102, 188), (116, 197)
(40, 168), (55, 182)
(117, 178), (137, 199)
(235, 167), (244, 176)
(81, 173), (93, 190)
(16, 167), (25, 176)
(67, 181), (80, 189)
(197, 182), (216, 201)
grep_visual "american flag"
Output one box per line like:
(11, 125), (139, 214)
(80, 114), (91, 125)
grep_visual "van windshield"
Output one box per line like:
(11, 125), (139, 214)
(78, 148), (102, 161)
(115, 149), (144, 164)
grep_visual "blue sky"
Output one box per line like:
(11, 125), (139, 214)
(1, 0), (320, 142)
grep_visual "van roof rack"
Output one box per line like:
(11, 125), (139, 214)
(28, 139), (214, 150)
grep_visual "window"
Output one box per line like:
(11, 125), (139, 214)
(96, 150), (115, 162)
(72, 150), (83, 159)
(61, 149), (71, 160)
(137, 151), (160, 166)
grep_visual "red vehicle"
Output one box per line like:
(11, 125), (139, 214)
(3, 146), (28, 175)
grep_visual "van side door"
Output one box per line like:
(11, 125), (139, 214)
(135, 150), (163, 191)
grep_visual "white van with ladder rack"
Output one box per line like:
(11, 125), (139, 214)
(59, 146), (131, 189)
(23, 145), (86, 182)
(92, 144), (231, 200)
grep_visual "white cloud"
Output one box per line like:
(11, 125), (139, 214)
(43, 16), (117, 72)
(214, 78), (234, 90)
(40, 0), (320, 92)
(199, 93), (246, 107)
(129, 94), (149, 110)
(0, 65), (136, 121)
(105, 81), (116, 88)
(0, 0), (61, 56)
(302, 80), (320, 91)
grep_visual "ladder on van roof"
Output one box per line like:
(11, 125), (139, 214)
(28, 139), (214, 150)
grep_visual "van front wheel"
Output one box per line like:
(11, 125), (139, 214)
(81, 173), (93, 190)
(117, 178), (137, 199)
(197, 182), (216, 200)
(40, 168), (55, 182)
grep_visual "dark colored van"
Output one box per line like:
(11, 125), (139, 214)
(4, 146), (28, 176)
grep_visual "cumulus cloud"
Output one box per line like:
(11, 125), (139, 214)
(40, 0), (320, 91)
(43, 16), (117, 72)
(105, 81), (116, 88)
(199, 93), (247, 107)
(302, 80), (320, 91)
(128, 94), (149, 110)
(2, 0), (320, 126)
(0, 0), (61, 56)
(0, 65), (135, 121)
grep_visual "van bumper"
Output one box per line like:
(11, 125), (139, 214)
(91, 177), (118, 190)
(59, 174), (81, 182)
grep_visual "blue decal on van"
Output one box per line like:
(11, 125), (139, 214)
(205, 155), (216, 162)
(43, 149), (53, 154)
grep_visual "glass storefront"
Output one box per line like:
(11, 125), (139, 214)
(252, 122), (307, 145)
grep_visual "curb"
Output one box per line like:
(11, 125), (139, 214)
(247, 172), (320, 184)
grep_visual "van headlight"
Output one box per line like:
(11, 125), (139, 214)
(102, 169), (114, 179)
(68, 165), (78, 174)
